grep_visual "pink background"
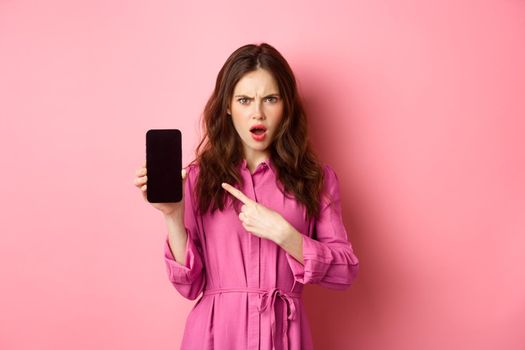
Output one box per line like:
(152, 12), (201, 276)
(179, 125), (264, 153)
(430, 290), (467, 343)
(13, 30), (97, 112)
(1, 0), (524, 349)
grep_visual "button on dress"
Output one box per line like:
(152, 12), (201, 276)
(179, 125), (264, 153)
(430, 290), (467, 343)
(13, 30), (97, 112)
(164, 157), (359, 350)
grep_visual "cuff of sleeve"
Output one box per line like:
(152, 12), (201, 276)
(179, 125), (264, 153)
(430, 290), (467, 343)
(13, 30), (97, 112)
(285, 234), (333, 285)
(164, 233), (203, 285)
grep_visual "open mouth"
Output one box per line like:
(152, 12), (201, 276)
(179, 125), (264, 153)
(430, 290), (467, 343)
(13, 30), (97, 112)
(250, 125), (267, 135)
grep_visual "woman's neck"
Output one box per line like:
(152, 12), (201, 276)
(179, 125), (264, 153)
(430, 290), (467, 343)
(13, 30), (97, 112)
(243, 152), (270, 173)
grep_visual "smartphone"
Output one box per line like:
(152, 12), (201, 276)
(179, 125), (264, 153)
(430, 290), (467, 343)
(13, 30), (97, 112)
(145, 129), (182, 203)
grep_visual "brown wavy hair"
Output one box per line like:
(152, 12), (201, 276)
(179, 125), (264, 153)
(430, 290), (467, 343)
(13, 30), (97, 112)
(188, 42), (325, 220)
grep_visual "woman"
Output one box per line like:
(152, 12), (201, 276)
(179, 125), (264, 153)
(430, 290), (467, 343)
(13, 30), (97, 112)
(134, 42), (359, 350)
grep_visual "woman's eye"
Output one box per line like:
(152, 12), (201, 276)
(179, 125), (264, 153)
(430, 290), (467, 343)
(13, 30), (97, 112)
(265, 96), (278, 103)
(238, 97), (249, 104)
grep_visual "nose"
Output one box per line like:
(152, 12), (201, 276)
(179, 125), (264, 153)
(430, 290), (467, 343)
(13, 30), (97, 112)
(252, 101), (265, 119)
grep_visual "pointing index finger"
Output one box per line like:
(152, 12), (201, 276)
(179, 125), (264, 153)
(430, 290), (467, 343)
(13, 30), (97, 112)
(221, 183), (252, 204)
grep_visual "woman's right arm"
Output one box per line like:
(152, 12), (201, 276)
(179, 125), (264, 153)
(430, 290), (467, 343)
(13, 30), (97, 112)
(134, 163), (206, 300)
(163, 210), (188, 266)
(134, 163), (189, 263)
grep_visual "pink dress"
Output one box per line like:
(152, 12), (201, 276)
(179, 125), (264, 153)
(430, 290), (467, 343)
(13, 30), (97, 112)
(164, 158), (359, 350)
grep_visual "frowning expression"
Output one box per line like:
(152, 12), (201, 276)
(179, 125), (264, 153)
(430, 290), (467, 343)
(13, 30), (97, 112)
(227, 68), (284, 159)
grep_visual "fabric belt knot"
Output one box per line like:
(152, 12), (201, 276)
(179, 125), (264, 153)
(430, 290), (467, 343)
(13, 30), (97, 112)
(202, 287), (301, 350)
(257, 287), (300, 350)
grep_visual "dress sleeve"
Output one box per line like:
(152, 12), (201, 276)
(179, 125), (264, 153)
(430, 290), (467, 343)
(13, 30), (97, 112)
(163, 165), (206, 300)
(285, 164), (359, 290)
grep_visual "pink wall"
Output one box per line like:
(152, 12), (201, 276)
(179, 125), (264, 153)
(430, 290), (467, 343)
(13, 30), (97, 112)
(1, 0), (524, 349)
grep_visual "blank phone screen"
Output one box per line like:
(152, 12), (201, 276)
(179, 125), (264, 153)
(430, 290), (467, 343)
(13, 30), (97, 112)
(146, 129), (182, 203)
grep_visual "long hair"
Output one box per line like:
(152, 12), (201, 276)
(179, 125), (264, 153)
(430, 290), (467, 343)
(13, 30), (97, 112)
(189, 42), (325, 220)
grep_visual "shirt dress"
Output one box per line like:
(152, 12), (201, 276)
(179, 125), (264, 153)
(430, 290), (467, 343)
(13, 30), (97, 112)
(163, 157), (359, 350)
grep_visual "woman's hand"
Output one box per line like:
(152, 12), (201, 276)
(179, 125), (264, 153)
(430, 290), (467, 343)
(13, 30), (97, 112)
(221, 182), (292, 245)
(134, 162), (186, 217)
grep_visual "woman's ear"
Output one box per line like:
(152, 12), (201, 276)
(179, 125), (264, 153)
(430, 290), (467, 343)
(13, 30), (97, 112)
(227, 107), (231, 115)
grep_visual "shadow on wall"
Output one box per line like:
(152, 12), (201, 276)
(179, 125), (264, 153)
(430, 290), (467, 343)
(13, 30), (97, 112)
(294, 56), (388, 350)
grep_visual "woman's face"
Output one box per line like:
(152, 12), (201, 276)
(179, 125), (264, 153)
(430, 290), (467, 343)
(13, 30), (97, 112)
(227, 68), (284, 161)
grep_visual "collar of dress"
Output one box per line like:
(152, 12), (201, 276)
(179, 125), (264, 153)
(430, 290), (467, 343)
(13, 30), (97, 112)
(240, 157), (276, 175)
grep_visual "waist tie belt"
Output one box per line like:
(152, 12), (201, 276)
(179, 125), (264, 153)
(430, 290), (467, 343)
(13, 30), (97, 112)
(202, 287), (302, 350)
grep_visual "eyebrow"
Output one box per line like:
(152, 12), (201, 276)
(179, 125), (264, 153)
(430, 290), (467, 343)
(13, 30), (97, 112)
(233, 93), (280, 98)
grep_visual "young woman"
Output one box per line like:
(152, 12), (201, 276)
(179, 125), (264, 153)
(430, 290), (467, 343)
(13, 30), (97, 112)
(134, 43), (359, 350)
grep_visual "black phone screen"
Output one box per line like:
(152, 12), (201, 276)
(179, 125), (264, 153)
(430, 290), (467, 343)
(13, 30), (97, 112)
(145, 129), (182, 203)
